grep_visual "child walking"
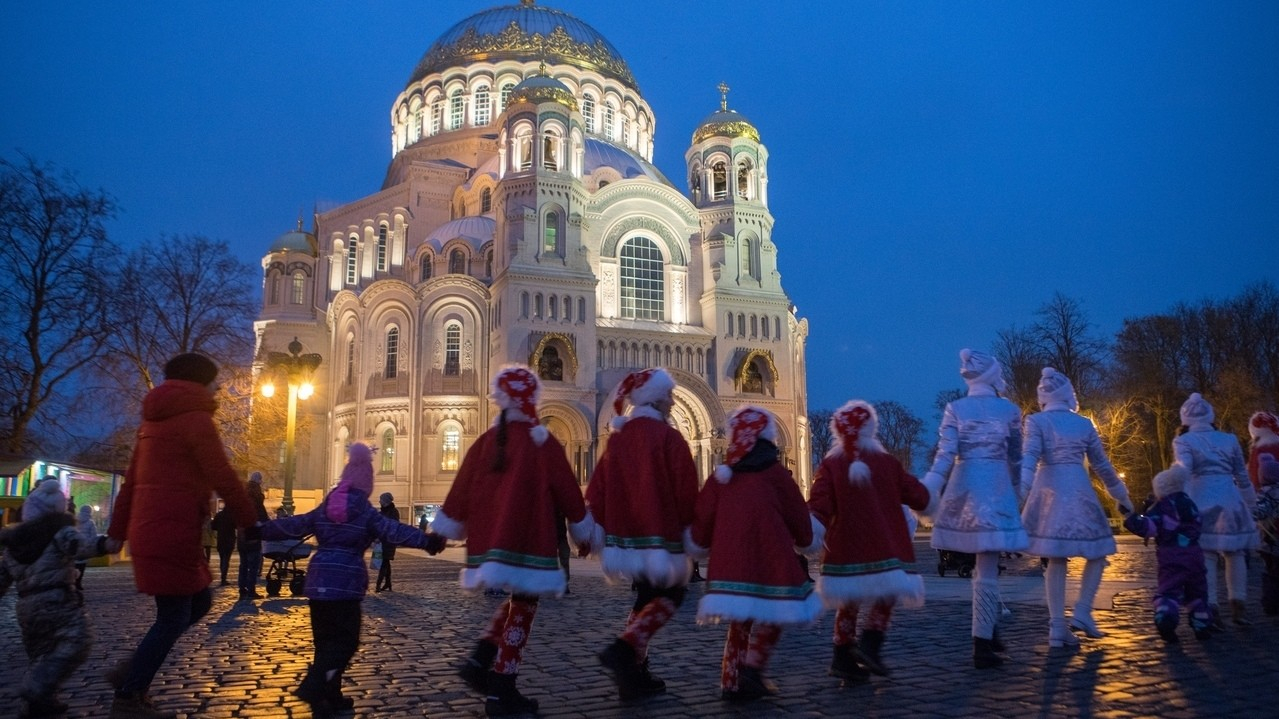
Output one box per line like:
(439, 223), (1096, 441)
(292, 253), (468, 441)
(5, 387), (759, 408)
(0, 478), (115, 718)
(262, 443), (446, 718)
(433, 366), (595, 717)
(1251, 454), (1279, 615)
(1121, 464), (1211, 642)
(808, 400), (935, 681)
(691, 406), (822, 702)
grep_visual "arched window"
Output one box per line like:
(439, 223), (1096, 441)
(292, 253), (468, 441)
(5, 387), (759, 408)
(521, 292), (530, 319)
(269, 274), (280, 305)
(582, 93), (596, 133)
(481, 188), (492, 213)
(743, 361), (765, 394)
(443, 322), (462, 376)
(577, 297), (586, 323)
(621, 115), (631, 146)
(737, 313), (745, 337)
(762, 315), (770, 339)
(485, 250), (494, 278)
(534, 293), (543, 318)
(474, 85), (491, 125)
(430, 100), (443, 134)
(345, 238), (358, 284)
(742, 238), (754, 278)
(376, 224), (388, 271)
(516, 126), (533, 171)
(737, 160), (752, 198)
(381, 428), (395, 472)
(384, 327), (399, 379)
(689, 167), (702, 199)
(411, 108), (423, 143)
(538, 346), (563, 381)
(563, 296), (572, 322)
(500, 82), (515, 109)
(543, 131), (559, 171)
(726, 311), (734, 336)
(419, 253), (432, 282)
(449, 89), (464, 129)
(449, 249), (465, 274)
(543, 212), (558, 254)
(775, 316), (782, 339)
(291, 271), (305, 304)
(712, 162), (727, 200)
(619, 236), (664, 321)
(750, 315), (758, 337)
(345, 338), (355, 386)
(603, 103), (616, 141)
(441, 424), (461, 471)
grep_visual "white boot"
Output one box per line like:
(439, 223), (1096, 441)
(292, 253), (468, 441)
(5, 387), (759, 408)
(1070, 558), (1107, 638)
(1049, 618), (1079, 648)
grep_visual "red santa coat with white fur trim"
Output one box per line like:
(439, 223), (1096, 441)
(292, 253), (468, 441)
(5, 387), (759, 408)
(809, 450), (931, 607)
(691, 460), (822, 624)
(585, 409), (699, 587)
(431, 418), (592, 597)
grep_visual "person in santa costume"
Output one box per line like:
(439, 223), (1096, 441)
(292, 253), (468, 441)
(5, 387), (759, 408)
(690, 405), (822, 702)
(1019, 368), (1133, 647)
(809, 400), (936, 682)
(431, 365), (595, 718)
(925, 349), (1028, 669)
(1248, 411), (1279, 493)
(1173, 392), (1256, 627)
(586, 367), (699, 702)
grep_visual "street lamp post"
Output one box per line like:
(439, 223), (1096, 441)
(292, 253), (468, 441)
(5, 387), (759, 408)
(260, 337), (322, 515)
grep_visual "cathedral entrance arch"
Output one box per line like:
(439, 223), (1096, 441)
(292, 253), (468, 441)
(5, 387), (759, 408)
(540, 402), (592, 486)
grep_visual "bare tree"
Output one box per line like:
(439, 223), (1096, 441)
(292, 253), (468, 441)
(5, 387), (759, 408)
(809, 409), (834, 469)
(993, 324), (1044, 414)
(874, 400), (925, 473)
(1030, 293), (1108, 405)
(0, 154), (118, 454)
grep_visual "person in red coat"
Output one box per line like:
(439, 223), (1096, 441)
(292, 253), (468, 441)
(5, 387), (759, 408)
(1249, 412), (1279, 492)
(587, 368), (699, 702)
(105, 353), (256, 719)
(691, 406), (822, 703)
(809, 400), (937, 682)
(432, 365), (595, 718)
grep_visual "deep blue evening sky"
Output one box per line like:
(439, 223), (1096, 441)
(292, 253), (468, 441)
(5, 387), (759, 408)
(3, 1), (1277, 422)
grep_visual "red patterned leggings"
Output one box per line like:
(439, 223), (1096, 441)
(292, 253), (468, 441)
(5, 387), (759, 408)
(720, 620), (782, 690)
(480, 595), (539, 675)
(833, 600), (894, 645)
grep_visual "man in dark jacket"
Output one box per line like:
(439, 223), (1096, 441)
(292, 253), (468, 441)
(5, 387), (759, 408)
(106, 353), (256, 719)
(375, 492), (400, 592)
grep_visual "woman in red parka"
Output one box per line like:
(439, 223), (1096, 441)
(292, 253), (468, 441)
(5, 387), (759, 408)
(106, 353), (256, 719)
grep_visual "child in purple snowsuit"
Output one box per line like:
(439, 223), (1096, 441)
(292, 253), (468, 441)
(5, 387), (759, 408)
(1251, 454), (1279, 615)
(1122, 464), (1210, 642)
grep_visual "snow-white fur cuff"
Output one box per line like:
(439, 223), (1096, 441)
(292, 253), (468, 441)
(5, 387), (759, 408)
(568, 511), (596, 546)
(460, 563), (567, 598)
(920, 472), (945, 518)
(599, 546), (691, 586)
(817, 569), (925, 610)
(429, 509), (466, 541)
(696, 591), (823, 626)
(797, 514), (826, 559)
(684, 526), (709, 561)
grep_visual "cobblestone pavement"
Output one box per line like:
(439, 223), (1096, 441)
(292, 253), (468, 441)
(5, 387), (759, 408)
(4, 536), (1279, 718)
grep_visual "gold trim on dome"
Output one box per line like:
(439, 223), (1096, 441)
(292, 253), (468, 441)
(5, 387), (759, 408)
(693, 121), (760, 145)
(735, 349), (778, 386)
(417, 22), (637, 88)
(512, 86), (579, 111)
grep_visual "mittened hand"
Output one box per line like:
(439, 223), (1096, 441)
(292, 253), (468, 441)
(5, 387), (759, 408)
(101, 537), (123, 555)
(423, 532), (448, 555)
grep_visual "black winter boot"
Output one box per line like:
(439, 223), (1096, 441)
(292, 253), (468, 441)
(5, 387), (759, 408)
(484, 671), (539, 717)
(294, 666), (336, 719)
(1262, 572), (1279, 616)
(633, 657), (667, 697)
(972, 637), (1003, 669)
(459, 640), (499, 695)
(853, 629), (890, 676)
(828, 643), (869, 682)
(325, 672), (354, 712)
(21, 692), (69, 718)
(598, 638), (643, 701)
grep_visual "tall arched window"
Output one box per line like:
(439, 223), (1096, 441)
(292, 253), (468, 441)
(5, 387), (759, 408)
(430, 100), (443, 134)
(516, 126), (533, 170)
(291, 271), (305, 304)
(737, 160), (753, 198)
(345, 239), (358, 285)
(762, 315), (770, 339)
(480, 188), (492, 213)
(582, 93), (596, 133)
(742, 238), (754, 278)
(712, 162), (727, 200)
(269, 274), (280, 305)
(543, 212), (558, 254)
(534, 294), (543, 318)
(449, 89), (464, 129)
(345, 338), (355, 386)
(563, 296), (572, 322)
(577, 297), (586, 323)
(485, 250), (493, 278)
(548, 294), (558, 320)
(412, 108), (423, 142)
(603, 103), (616, 141)
(725, 311), (734, 336)
(384, 327), (399, 379)
(543, 131), (559, 171)
(619, 236), (664, 321)
(444, 322), (461, 376)
(441, 424), (461, 471)
(449, 249), (465, 274)
(419, 254), (432, 282)
(737, 313), (745, 336)
(376, 224), (388, 271)
(474, 85), (491, 125)
(381, 428), (395, 472)
(500, 82), (515, 109)
(521, 292), (530, 319)
(750, 315), (758, 337)
(775, 316), (782, 339)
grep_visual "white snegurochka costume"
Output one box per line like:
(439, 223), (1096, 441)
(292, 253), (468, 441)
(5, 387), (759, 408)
(1020, 367), (1132, 646)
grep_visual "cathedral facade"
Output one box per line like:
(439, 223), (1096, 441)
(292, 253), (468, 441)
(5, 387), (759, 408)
(254, 1), (810, 520)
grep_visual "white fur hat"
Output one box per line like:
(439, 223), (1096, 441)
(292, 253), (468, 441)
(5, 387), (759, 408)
(22, 477), (67, 522)
(610, 368), (675, 430)
(714, 405), (778, 483)
(1152, 464), (1190, 499)
(831, 400), (879, 483)
(959, 348), (1007, 394)
(1250, 412), (1279, 445)
(1036, 367), (1078, 410)
(1180, 393), (1214, 429)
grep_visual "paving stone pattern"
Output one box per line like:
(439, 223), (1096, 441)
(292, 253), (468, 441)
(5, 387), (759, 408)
(3, 537), (1278, 718)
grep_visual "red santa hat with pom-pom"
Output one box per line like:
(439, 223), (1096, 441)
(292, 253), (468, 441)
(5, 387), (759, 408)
(831, 400), (886, 483)
(491, 365), (549, 445)
(610, 367), (676, 431)
(714, 405), (778, 483)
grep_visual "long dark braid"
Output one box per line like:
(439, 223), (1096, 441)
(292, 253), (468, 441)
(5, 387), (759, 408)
(492, 408), (508, 472)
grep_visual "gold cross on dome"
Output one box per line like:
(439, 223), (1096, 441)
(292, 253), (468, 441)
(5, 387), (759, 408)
(717, 82), (730, 111)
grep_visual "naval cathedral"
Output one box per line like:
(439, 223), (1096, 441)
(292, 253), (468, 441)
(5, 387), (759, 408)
(254, 1), (811, 521)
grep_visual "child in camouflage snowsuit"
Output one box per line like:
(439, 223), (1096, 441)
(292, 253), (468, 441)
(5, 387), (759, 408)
(0, 477), (113, 718)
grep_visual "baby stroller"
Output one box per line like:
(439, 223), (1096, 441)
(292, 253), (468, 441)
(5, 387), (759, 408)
(937, 550), (976, 578)
(263, 536), (313, 597)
